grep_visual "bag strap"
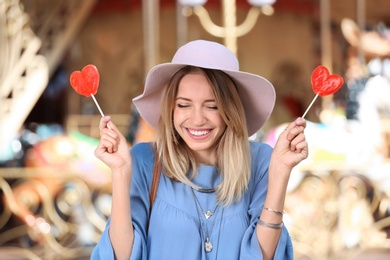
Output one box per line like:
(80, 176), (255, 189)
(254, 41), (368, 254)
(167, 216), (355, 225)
(149, 150), (161, 212)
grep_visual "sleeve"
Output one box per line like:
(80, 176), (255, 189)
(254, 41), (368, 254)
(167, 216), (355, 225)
(239, 142), (294, 260)
(90, 143), (154, 260)
(90, 218), (114, 259)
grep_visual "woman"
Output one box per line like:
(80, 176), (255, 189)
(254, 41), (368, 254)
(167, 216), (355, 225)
(91, 40), (308, 260)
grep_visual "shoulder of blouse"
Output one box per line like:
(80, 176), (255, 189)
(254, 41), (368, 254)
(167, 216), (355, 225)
(249, 141), (273, 156)
(130, 142), (155, 164)
(249, 141), (273, 183)
(130, 141), (154, 154)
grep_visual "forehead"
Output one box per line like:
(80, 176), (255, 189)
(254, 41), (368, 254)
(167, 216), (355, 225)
(176, 72), (215, 98)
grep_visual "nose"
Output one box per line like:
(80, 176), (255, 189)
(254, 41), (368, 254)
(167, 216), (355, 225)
(191, 107), (206, 125)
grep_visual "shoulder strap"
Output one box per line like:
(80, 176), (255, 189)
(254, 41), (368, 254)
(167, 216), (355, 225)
(149, 150), (161, 212)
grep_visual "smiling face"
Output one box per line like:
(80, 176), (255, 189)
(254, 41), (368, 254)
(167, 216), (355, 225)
(173, 72), (227, 165)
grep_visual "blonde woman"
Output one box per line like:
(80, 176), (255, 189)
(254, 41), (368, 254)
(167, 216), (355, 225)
(92, 40), (308, 260)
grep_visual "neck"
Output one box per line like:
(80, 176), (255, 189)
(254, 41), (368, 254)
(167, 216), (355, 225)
(194, 152), (217, 166)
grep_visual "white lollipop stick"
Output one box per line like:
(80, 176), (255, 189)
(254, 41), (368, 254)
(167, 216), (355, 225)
(91, 94), (112, 130)
(301, 93), (319, 119)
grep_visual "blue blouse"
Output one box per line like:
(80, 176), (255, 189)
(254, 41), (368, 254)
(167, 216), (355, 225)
(91, 142), (293, 259)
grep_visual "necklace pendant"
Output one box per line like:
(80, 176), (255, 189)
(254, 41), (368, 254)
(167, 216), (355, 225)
(205, 238), (213, 253)
(204, 210), (213, 219)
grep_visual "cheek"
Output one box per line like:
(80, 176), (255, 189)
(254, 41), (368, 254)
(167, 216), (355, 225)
(214, 114), (227, 128)
(173, 110), (183, 130)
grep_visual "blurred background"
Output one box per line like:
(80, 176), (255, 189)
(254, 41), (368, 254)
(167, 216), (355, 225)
(1, 0), (390, 259)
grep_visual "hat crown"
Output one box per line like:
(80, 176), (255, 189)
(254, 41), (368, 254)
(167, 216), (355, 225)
(172, 40), (239, 71)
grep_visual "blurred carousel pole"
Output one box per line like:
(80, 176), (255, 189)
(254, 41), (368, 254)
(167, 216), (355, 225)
(142, 0), (160, 74)
(356, 0), (366, 66)
(319, 0), (333, 112)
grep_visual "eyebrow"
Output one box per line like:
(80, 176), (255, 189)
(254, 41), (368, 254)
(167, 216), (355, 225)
(176, 97), (191, 101)
(176, 97), (216, 102)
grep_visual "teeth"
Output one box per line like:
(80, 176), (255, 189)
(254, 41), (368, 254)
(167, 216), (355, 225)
(189, 130), (209, 136)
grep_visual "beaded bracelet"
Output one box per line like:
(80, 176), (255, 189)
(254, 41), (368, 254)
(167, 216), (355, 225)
(257, 218), (283, 229)
(262, 205), (285, 215)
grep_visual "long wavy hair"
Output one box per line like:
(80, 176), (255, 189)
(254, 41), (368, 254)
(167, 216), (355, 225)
(155, 66), (251, 206)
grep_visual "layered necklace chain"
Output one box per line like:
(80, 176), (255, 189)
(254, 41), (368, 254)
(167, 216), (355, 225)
(190, 187), (223, 254)
(192, 186), (216, 193)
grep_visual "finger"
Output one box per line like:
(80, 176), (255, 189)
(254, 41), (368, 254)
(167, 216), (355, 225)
(295, 141), (308, 155)
(105, 117), (121, 133)
(286, 126), (305, 141)
(99, 115), (121, 132)
(293, 143), (308, 159)
(283, 122), (295, 133)
(283, 118), (304, 133)
(291, 125), (305, 134)
(294, 117), (306, 128)
(104, 133), (120, 152)
(95, 140), (112, 157)
(290, 135), (306, 151)
(290, 133), (305, 151)
(99, 116), (111, 130)
(99, 116), (122, 139)
(104, 141), (115, 154)
(101, 126), (119, 141)
(95, 132), (119, 154)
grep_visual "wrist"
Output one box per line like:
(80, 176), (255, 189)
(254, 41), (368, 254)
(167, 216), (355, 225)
(263, 189), (286, 216)
(262, 205), (285, 215)
(112, 165), (132, 182)
(268, 162), (291, 188)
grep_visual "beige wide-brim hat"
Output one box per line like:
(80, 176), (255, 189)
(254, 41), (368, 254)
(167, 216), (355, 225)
(133, 40), (276, 136)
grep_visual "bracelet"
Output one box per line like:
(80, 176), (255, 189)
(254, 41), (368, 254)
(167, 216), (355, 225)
(262, 205), (285, 215)
(257, 218), (283, 229)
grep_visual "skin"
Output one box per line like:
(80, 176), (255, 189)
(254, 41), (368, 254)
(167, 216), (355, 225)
(94, 72), (308, 259)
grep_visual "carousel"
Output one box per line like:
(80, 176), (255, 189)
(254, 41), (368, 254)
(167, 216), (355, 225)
(1, 0), (390, 259)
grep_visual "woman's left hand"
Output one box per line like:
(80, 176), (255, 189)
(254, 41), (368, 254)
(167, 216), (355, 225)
(271, 117), (308, 170)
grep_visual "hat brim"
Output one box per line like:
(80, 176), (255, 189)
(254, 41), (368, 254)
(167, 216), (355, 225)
(133, 63), (275, 136)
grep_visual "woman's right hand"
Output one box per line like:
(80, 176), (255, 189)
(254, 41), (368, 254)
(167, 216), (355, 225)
(94, 116), (132, 171)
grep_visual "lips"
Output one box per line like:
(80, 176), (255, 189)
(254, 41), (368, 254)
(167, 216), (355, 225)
(187, 128), (212, 139)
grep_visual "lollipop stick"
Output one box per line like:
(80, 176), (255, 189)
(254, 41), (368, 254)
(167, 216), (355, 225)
(91, 94), (112, 130)
(302, 93), (319, 119)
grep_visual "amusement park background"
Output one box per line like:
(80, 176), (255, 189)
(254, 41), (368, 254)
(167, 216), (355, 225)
(1, 0), (390, 259)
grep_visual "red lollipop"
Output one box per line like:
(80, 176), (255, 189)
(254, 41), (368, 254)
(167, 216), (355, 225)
(70, 64), (99, 97)
(70, 64), (111, 129)
(302, 65), (344, 118)
(311, 65), (344, 96)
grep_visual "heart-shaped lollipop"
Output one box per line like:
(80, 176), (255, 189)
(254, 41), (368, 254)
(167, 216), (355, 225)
(69, 64), (111, 129)
(302, 65), (344, 118)
(311, 65), (344, 97)
(70, 64), (99, 97)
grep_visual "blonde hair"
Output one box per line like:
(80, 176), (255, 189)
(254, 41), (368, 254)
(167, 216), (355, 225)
(155, 66), (251, 206)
